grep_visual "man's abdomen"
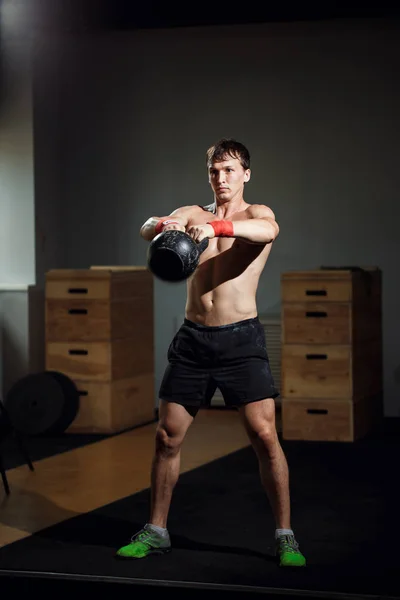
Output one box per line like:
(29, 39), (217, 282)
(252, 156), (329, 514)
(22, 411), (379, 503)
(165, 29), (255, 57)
(185, 279), (258, 327)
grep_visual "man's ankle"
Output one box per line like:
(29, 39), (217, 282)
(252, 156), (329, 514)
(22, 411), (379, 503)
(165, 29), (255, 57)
(146, 523), (169, 537)
(275, 528), (294, 538)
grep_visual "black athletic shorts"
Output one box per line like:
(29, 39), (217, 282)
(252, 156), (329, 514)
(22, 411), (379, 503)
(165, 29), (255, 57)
(159, 316), (279, 408)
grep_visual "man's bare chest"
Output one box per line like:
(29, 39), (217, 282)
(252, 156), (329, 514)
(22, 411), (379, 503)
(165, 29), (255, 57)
(187, 208), (247, 228)
(197, 238), (262, 277)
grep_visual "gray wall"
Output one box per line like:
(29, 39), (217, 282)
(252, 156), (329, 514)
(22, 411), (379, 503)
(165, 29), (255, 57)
(51, 19), (400, 415)
(2, 16), (400, 416)
(0, 3), (35, 285)
(0, 291), (30, 395)
(0, 2), (36, 395)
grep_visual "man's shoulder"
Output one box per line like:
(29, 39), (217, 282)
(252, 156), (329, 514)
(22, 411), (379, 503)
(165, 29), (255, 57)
(170, 204), (204, 215)
(199, 203), (216, 214)
(173, 203), (215, 215)
(246, 203), (276, 219)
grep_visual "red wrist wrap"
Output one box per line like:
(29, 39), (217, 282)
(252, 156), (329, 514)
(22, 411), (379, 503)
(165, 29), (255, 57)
(207, 220), (234, 237)
(155, 218), (180, 234)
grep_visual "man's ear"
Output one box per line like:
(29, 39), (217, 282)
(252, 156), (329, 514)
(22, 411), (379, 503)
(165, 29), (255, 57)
(244, 169), (251, 183)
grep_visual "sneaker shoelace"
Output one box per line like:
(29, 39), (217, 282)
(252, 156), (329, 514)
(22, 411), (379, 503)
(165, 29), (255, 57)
(131, 530), (155, 546)
(279, 534), (300, 554)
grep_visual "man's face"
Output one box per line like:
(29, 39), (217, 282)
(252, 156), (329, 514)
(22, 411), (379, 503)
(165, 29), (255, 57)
(208, 155), (251, 203)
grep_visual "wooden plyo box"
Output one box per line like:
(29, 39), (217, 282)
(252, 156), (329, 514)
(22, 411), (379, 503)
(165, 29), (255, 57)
(64, 376), (154, 435)
(281, 340), (382, 401)
(281, 394), (383, 442)
(281, 267), (382, 346)
(45, 267), (153, 342)
(45, 338), (153, 382)
(280, 267), (383, 442)
(45, 267), (156, 433)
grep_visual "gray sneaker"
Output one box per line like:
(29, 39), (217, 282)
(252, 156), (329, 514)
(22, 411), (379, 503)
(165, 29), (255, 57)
(116, 524), (171, 559)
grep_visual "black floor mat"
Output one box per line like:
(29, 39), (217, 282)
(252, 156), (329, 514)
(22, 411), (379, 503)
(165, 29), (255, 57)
(0, 427), (397, 598)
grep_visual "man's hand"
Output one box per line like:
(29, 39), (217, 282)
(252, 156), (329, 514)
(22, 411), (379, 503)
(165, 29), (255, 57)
(140, 210), (191, 241)
(162, 222), (186, 233)
(186, 224), (215, 243)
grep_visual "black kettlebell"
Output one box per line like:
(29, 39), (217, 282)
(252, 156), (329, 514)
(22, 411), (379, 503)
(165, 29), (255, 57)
(147, 230), (209, 282)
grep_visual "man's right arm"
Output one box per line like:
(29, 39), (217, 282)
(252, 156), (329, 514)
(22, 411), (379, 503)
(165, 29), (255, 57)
(139, 206), (194, 241)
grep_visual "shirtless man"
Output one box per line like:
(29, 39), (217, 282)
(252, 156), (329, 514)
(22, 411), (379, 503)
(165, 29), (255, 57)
(116, 138), (306, 567)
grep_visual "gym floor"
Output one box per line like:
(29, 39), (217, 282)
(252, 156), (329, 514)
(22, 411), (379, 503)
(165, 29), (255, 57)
(0, 407), (397, 600)
(0, 406), (254, 547)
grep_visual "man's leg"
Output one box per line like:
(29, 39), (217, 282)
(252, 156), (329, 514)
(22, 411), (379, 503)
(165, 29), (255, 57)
(116, 400), (197, 558)
(238, 398), (290, 529)
(149, 400), (197, 527)
(238, 398), (306, 567)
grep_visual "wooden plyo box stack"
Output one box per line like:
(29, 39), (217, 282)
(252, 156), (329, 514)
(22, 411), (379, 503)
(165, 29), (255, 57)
(45, 267), (155, 434)
(280, 267), (383, 442)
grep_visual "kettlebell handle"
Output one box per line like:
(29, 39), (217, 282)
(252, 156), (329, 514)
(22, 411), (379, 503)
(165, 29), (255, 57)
(197, 237), (209, 254)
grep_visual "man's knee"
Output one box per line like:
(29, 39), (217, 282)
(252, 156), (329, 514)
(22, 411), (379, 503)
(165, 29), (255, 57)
(248, 419), (277, 446)
(155, 401), (195, 456)
(155, 424), (184, 457)
(240, 399), (278, 450)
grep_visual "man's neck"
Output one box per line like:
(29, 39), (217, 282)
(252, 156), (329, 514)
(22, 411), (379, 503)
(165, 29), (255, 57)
(215, 198), (246, 219)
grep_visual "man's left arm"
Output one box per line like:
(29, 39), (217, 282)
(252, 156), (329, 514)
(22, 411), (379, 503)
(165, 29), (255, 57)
(228, 205), (279, 244)
(190, 205), (278, 244)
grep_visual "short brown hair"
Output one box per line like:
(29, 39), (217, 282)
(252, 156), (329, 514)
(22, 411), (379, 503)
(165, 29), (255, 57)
(206, 138), (250, 170)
